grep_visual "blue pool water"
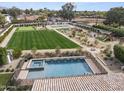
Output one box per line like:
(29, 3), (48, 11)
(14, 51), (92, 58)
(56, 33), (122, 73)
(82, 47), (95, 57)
(27, 58), (93, 79)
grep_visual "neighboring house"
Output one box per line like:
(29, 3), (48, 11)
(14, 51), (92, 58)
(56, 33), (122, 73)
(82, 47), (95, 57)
(26, 15), (39, 21)
(48, 17), (62, 22)
(17, 14), (39, 21)
(3, 14), (13, 23)
(17, 15), (25, 20)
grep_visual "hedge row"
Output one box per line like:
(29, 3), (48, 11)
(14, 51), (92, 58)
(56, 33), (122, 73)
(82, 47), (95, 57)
(12, 19), (44, 24)
(70, 23), (98, 32)
(0, 25), (13, 43)
(114, 44), (124, 63)
(93, 25), (124, 37)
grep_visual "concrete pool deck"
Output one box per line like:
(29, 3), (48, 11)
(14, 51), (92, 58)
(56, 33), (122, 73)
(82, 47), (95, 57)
(85, 59), (101, 74)
(17, 70), (29, 80)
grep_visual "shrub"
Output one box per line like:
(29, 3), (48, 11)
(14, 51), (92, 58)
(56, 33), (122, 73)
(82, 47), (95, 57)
(6, 68), (10, 72)
(55, 46), (61, 55)
(12, 19), (26, 24)
(13, 49), (22, 59)
(104, 56), (108, 60)
(24, 53), (33, 60)
(106, 51), (112, 57)
(11, 69), (14, 72)
(31, 47), (37, 54)
(0, 69), (4, 72)
(114, 44), (124, 63)
(6, 86), (17, 91)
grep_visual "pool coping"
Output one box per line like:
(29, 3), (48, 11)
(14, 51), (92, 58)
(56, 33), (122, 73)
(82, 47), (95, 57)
(25, 56), (100, 79)
(18, 56), (105, 80)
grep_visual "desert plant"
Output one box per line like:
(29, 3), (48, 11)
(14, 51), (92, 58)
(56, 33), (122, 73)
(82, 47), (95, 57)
(55, 46), (61, 55)
(11, 69), (14, 72)
(31, 47), (37, 55)
(5, 68), (10, 72)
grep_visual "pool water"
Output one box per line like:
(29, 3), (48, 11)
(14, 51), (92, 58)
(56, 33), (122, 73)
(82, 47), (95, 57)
(27, 58), (93, 79)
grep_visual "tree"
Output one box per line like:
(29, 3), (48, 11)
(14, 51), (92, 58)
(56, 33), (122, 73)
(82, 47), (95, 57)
(37, 15), (46, 21)
(47, 12), (54, 17)
(1, 9), (8, 14)
(0, 47), (7, 65)
(13, 49), (22, 59)
(30, 8), (34, 14)
(114, 44), (124, 63)
(0, 13), (6, 27)
(24, 9), (30, 14)
(104, 7), (124, 27)
(59, 3), (75, 21)
(8, 7), (22, 18)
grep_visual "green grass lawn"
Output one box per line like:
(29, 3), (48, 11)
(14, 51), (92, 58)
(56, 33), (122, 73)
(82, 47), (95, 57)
(0, 73), (12, 90)
(7, 26), (79, 50)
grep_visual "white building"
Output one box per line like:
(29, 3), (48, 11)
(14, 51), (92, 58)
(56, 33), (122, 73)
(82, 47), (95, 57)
(3, 14), (13, 23)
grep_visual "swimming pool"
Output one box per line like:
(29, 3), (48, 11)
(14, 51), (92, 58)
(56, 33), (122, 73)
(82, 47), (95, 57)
(27, 57), (93, 79)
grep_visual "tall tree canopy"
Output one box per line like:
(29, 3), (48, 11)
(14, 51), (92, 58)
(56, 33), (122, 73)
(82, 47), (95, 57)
(8, 6), (22, 18)
(0, 13), (6, 27)
(24, 9), (30, 14)
(104, 7), (124, 27)
(59, 3), (75, 21)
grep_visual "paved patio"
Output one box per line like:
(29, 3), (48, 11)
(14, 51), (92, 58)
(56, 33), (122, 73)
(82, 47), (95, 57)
(85, 58), (101, 74)
(17, 70), (29, 80)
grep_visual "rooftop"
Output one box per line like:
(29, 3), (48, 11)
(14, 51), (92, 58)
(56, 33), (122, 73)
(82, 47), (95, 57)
(32, 73), (124, 91)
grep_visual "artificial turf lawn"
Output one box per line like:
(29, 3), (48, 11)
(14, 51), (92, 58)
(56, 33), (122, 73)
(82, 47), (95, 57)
(0, 73), (12, 88)
(7, 26), (79, 50)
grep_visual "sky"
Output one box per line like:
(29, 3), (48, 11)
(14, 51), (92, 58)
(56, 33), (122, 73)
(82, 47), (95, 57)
(0, 2), (124, 11)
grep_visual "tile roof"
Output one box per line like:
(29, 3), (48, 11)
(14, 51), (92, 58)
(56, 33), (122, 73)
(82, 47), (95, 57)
(32, 73), (124, 91)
